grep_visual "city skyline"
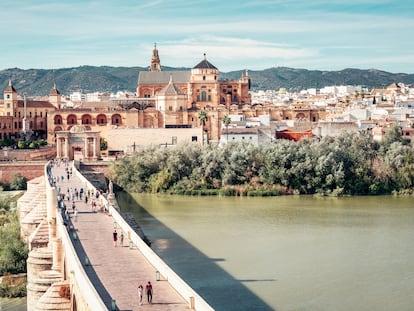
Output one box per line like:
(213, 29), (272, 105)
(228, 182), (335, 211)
(1, 0), (414, 73)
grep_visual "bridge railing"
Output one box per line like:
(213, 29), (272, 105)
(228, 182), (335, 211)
(45, 161), (108, 311)
(72, 161), (214, 311)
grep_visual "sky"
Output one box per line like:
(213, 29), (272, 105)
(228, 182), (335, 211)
(1, 0), (414, 73)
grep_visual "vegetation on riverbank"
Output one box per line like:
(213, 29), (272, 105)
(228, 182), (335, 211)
(0, 194), (28, 298)
(109, 126), (414, 196)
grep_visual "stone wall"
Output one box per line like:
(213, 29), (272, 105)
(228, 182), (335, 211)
(0, 146), (56, 161)
(107, 127), (203, 153)
(0, 161), (47, 183)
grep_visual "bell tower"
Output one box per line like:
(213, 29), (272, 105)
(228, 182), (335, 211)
(150, 43), (162, 72)
(3, 79), (18, 117)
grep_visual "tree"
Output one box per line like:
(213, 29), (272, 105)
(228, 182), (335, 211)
(222, 115), (231, 143)
(198, 110), (207, 128)
(100, 138), (108, 151)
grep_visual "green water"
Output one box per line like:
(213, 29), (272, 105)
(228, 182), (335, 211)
(118, 194), (414, 311)
(0, 298), (26, 311)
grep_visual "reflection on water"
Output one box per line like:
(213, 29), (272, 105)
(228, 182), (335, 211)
(0, 297), (27, 311)
(118, 194), (414, 311)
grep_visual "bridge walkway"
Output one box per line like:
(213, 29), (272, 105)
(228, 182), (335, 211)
(51, 163), (189, 311)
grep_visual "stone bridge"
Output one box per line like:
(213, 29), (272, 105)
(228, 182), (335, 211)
(18, 161), (214, 311)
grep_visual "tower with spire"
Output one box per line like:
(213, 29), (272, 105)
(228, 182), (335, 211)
(150, 43), (162, 72)
(49, 82), (62, 109)
(3, 79), (18, 117)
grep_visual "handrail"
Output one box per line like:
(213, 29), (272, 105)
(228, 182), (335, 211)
(72, 161), (214, 311)
(45, 161), (108, 311)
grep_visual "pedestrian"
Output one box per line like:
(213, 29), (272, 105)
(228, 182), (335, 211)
(72, 201), (76, 213)
(138, 284), (144, 306)
(146, 281), (153, 304)
(120, 232), (124, 247)
(113, 230), (118, 247)
(74, 207), (78, 221)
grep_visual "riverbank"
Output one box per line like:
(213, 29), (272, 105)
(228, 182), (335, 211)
(108, 133), (414, 197)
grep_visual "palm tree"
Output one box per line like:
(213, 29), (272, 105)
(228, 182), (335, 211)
(198, 109), (207, 129)
(222, 115), (231, 143)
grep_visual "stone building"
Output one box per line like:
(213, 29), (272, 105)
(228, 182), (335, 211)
(0, 80), (57, 141)
(55, 125), (100, 161)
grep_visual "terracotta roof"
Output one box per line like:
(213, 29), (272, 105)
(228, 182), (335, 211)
(157, 75), (185, 96)
(138, 71), (191, 84)
(17, 100), (56, 109)
(49, 83), (61, 95)
(4, 80), (17, 93)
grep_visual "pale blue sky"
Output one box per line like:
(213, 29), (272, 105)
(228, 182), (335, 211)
(1, 0), (413, 73)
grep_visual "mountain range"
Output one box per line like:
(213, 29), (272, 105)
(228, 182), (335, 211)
(1, 66), (414, 96)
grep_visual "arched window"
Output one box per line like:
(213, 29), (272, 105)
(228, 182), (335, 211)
(202, 91), (207, 101)
(54, 115), (63, 125)
(96, 114), (107, 125)
(81, 114), (92, 125)
(67, 114), (77, 125)
(111, 114), (122, 125)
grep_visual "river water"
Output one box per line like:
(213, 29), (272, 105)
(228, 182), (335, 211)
(118, 193), (414, 311)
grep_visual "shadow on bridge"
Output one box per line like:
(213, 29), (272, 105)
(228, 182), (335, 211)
(117, 191), (275, 311)
(63, 211), (114, 310)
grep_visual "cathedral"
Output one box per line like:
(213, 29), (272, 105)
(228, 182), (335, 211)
(2, 44), (325, 158)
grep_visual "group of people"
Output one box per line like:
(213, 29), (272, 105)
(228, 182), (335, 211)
(137, 282), (153, 305)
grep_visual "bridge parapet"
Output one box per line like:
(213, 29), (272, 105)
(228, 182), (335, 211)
(20, 160), (214, 311)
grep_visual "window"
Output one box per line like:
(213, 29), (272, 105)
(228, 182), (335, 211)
(233, 95), (237, 102)
(18, 112), (21, 118)
(14, 122), (17, 129)
(6, 103), (10, 108)
(30, 112), (32, 118)
(197, 95), (200, 101)
(169, 106), (172, 111)
(40, 112), (43, 117)
(40, 121), (43, 128)
(203, 76), (206, 81)
(208, 95), (211, 101)
(202, 91), (206, 101)
(6, 94), (10, 99)
(192, 136), (197, 142)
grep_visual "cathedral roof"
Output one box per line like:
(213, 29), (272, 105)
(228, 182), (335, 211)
(157, 75), (185, 96)
(193, 54), (217, 70)
(138, 71), (191, 84)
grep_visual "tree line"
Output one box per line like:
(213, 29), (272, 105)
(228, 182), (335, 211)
(108, 126), (414, 196)
(0, 195), (28, 297)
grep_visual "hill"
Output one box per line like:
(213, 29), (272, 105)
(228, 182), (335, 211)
(1, 66), (414, 96)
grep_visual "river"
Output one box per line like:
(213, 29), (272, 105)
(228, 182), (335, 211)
(118, 193), (414, 311)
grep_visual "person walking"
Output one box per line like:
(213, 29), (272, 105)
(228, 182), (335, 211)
(138, 284), (144, 306)
(113, 230), (118, 247)
(120, 232), (124, 247)
(146, 281), (153, 304)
